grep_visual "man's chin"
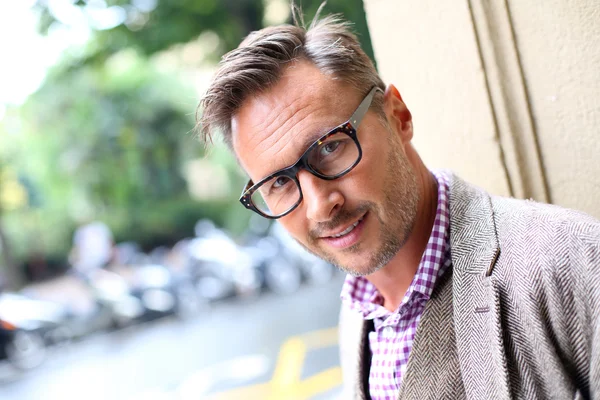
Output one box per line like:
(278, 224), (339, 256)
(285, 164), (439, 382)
(333, 259), (385, 277)
(314, 244), (383, 277)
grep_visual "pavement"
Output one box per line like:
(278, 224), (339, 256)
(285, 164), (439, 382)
(0, 273), (346, 400)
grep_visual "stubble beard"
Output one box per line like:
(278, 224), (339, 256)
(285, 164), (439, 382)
(301, 144), (420, 277)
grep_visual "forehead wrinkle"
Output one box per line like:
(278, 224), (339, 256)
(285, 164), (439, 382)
(237, 100), (293, 175)
(274, 103), (318, 152)
(246, 69), (350, 159)
(251, 97), (321, 170)
(261, 96), (312, 141)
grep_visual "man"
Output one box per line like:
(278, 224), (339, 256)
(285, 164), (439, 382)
(197, 11), (600, 400)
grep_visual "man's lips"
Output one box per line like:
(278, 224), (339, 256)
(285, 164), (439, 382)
(316, 212), (367, 239)
(318, 213), (368, 249)
(319, 212), (367, 239)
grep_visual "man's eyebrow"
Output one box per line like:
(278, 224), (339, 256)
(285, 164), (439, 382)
(301, 132), (323, 152)
(300, 123), (339, 152)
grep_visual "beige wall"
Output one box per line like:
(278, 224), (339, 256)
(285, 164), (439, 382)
(363, 0), (600, 218)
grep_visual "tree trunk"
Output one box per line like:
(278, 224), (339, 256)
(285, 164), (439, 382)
(0, 217), (20, 290)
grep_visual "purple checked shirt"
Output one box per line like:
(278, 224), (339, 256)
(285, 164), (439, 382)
(340, 170), (452, 400)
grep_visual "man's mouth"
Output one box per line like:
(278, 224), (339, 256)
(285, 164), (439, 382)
(326, 214), (366, 238)
(316, 212), (369, 250)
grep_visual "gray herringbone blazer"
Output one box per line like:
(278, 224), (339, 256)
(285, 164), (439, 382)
(339, 174), (600, 399)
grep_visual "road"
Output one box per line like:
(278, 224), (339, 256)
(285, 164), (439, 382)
(0, 274), (346, 400)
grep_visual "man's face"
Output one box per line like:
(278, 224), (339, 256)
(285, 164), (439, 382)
(232, 62), (419, 276)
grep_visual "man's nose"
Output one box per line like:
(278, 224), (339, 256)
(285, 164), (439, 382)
(298, 170), (344, 223)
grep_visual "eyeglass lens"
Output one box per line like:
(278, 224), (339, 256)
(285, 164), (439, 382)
(251, 130), (359, 216)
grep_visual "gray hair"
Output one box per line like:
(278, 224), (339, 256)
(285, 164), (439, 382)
(196, 7), (385, 147)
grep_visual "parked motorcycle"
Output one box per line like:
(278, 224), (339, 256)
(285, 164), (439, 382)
(126, 263), (202, 321)
(269, 222), (336, 286)
(242, 234), (303, 295)
(187, 234), (262, 300)
(0, 292), (72, 370)
(108, 243), (204, 323)
(0, 320), (46, 370)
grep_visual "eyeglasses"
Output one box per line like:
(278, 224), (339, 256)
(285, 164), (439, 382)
(240, 86), (383, 219)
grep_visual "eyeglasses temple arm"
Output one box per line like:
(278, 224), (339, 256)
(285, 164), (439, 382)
(241, 180), (254, 197)
(349, 86), (383, 129)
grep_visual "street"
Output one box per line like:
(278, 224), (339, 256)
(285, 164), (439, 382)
(0, 274), (346, 400)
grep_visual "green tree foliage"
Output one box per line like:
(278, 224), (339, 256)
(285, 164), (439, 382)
(2, 47), (255, 265)
(34, 0), (265, 66)
(33, 0), (373, 63)
(2, 52), (227, 268)
(18, 52), (195, 210)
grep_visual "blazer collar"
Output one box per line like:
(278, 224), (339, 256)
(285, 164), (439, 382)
(447, 173), (500, 277)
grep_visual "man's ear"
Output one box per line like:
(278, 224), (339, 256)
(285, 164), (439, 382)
(383, 84), (413, 144)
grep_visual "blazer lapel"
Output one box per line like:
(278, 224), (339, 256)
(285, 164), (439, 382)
(398, 269), (467, 399)
(448, 175), (511, 399)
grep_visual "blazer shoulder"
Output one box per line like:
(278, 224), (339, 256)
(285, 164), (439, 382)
(491, 196), (600, 244)
(490, 196), (600, 295)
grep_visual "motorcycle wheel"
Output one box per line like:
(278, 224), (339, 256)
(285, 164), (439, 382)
(5, 331), (47, 370)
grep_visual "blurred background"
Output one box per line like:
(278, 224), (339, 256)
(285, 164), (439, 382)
(2, 0), (598, 399)
(0, 1), (374, 399)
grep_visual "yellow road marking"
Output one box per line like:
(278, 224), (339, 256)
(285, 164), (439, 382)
(295, 366), (342, 399)
(269, 337), (306, 399)
(206, 326), (342, 400)
(204, 383), (270, 400)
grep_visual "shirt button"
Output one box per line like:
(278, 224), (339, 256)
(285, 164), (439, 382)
(384, 326), (394, 338)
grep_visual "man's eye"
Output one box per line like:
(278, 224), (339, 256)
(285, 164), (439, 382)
(320, 141), (341, 156)
(272, 176), (290, 189)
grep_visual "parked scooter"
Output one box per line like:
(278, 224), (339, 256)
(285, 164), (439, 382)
(0, 320), (46, 370)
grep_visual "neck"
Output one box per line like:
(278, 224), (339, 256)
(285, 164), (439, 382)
(366, 165), (438, 312)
